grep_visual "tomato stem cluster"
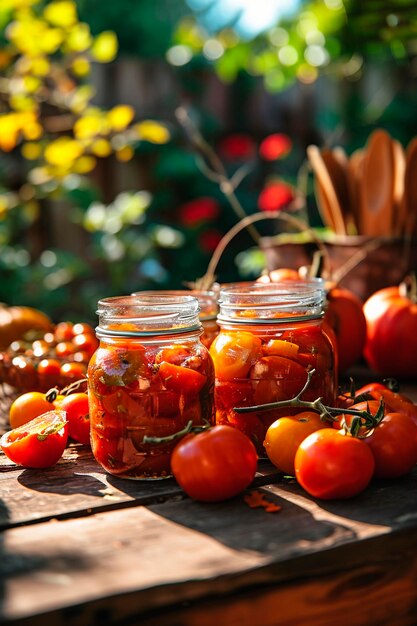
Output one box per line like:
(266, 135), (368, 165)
(143, 419), (211, 445)
(234, 369), (385, 437)
(45, 378), (88, 403)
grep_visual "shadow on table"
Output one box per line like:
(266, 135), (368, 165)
(0, 496), (92, 624)
(137, 481), (356, 558)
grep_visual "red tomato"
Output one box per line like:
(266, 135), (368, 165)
(363, 283), (417, 378)
(59, 393), (90, 445)
(37, 358), (62, 390)
(157, 361), (207, 395)
(1, 410), (69, 468)
(171, 425), (258, 502)
(210, 331), (262, 380)
(9, 391), (55, 429)
(54, 321), (74, 341)
(325, 287), (367, 373)
(250, 355), (308, 403)
(55, 341), (75, 358)
(264, 411), (327, 476)
(155, 344), (193, 366)
(60, 361), (87, 384)
(364, 412), (417, 478)
(72, 333), (99, 357)
(355, 383), (417, 427)
(294, 429), (375, 499)
(332, 400), (382, 430)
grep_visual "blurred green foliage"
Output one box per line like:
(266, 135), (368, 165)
(2, 0), (417, 323)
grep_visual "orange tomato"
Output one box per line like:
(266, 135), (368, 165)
(257, 268), (301, 283)
(9, 391), (56, 429)
(209, 331), (262, 380)
(264, 411), (327, 476)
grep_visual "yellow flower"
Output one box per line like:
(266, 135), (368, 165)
(43, 1), (77, 28)
(107, 105), (135, 131)
(91, 139), (112, 157)
(44, 137), (83, 167)
(91, 31), (118, 63)
(73, 156), (96, 173)
(0, 114), (20, 151)
(115, 146), (134, 162)
(73, 114), (104, 140)
(71, 57), (90, 77)
(66, 23), (92, 52)
(30, 57), (50, 76)
(21, 142), (42, 160)
(136, 120), (170, 144)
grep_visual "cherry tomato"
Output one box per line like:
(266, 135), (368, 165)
(9, 391), (55, 429)
(59, 361), (87, 384)
(171, 425), (258, 502)
(55, 341), (75, 358)
(59, 393), (90, 445)
(1, 410), (69, 468)
(210, 331), (262, 380)
(54, 321), (74, 342)
(37, 358), (62, 390)
(72, 333), (99, 357)
(10, 355), (37, 390)
(158, 361), (207, 395)
(72, 322), (95, 336)
(294, 429), (375, 499)
(264, 412), (327, 476)
(364, 412), (417, 478)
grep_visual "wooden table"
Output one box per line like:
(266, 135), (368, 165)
(2, 380), (417, 626)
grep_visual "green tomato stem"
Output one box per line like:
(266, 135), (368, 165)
(233, 369), (384, 436)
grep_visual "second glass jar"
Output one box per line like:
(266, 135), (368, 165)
(209, 281), (337, 455)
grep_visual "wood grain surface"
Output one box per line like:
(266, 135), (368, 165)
(1, 376), (417, 625)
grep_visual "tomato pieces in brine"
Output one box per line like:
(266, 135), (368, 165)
(210, 320), (336, 455)
(88, 337), (215, 480)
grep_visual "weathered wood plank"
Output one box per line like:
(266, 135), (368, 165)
(2, 468), (417, 625)
(0, 446), (281, 529)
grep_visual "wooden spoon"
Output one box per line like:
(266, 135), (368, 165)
(359, 129), (395, 237)
(403, 137), (417, 238)
(322, 147), (355, 234)
(391, 139), (406, 236)
(347, 148), (365, 235)
(307, 145), (347, 236)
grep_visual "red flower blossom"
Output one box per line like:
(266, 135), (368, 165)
(179, 197), (220, 226)
(259, 134), (292, 161)
(258, 182), (295, 212)
(199, 229), (223, 252)
(218, 134), (256, 161)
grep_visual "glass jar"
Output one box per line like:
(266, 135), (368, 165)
(209, 280), (337, 455)
(88, 295), (215, 479)
(132, 290), (219, 348)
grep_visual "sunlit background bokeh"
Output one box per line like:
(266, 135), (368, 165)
(0, 0), (416, 322)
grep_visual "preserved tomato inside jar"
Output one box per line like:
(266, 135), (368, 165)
(88, 295), (215, 479)
(210, 281), (337, 455)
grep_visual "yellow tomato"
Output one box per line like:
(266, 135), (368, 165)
(209, 331), (262, 381)
(9, 391), (56, 429)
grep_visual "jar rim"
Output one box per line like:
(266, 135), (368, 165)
(96, 294), (202, 335)
(218, 279), (325, 322)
